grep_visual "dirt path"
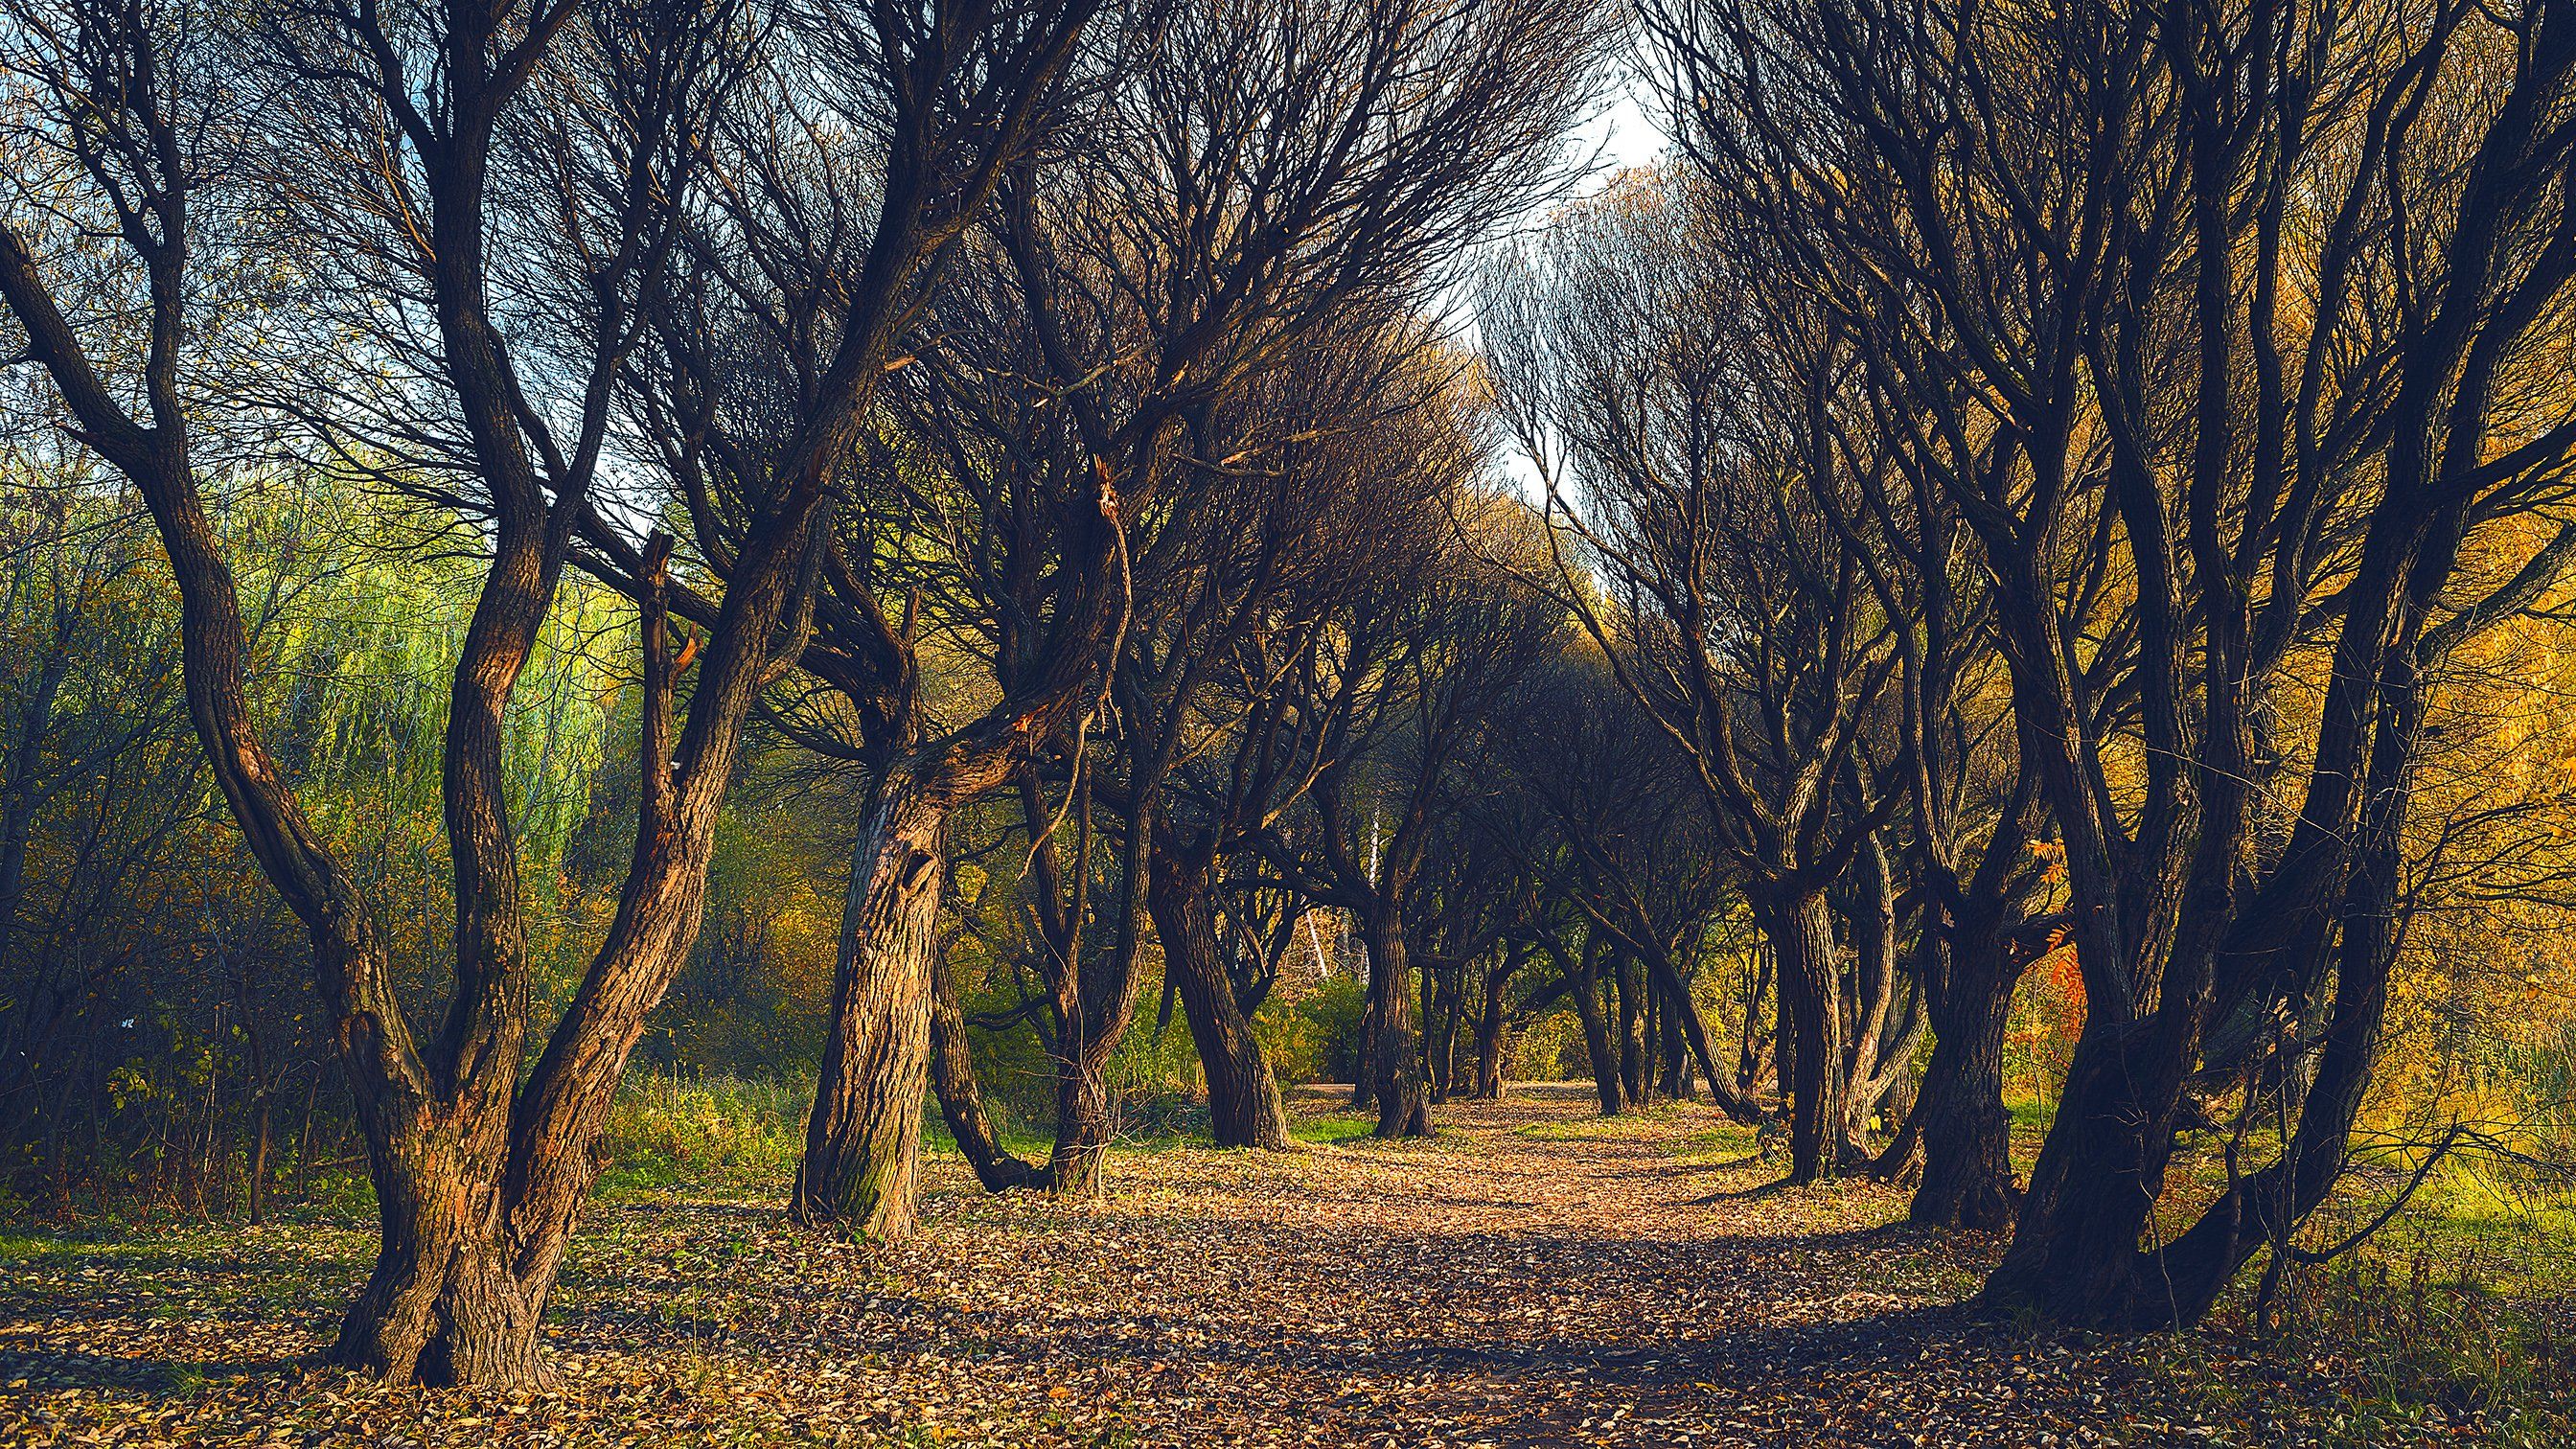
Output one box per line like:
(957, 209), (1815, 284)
(3, 1085), (2333, 1446)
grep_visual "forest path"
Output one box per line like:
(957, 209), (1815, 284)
(6, 1085), (2307, 1447)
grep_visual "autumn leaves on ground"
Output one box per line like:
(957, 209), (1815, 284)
(0, 1085), (2523, 1449)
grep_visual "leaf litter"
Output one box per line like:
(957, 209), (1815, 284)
(0, 1086), (2500, 1446)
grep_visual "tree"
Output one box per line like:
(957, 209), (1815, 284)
(1263, 495), (1566, 1137)
(787, 0), (1611, 1226)
(1655, 0), (2576, 1322)
(1484, 173), (1904, 1183)
(0, 0), (1095, 1381)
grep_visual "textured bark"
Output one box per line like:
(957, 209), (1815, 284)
(1910, 932), (2019, 1230)
(794, 773), (948, 1237)
(331, 1163), (540, 1385)
(1048, 1059), (1117, 1196)
(244, 1096), (273, 1225)
(1768, 888), (1848, 1185)
(929, 952), (1041, 1191)
(1358, 902), (1430, 1138)
(1150, 870), (1292, 1150)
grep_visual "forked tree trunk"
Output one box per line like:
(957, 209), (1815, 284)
(1149, 869), (1291, 1149)
(1358, 901), (1429, 1138)
(332, 1157), (540, 1384)
(795, 771), (949, 1237)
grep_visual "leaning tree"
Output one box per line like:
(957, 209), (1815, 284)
(0, 0), (1097, 1382)
(1656, 0), (2576, 1323)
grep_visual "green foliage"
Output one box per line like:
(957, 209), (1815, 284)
(597, 1072), (808, 1195)
(0, 472), (633, 1213)
(1102, 997), (1212, 1136)
(1511, 1007), (1585, 1083)
(2172, 1173), (2576, 1446)
(1260, 971), (1366, 1085)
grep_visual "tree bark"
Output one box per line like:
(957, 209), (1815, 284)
(1358, 901), (1429, 1138)
(928, 951), (1041, 1191)
(1149, 866), (1292, 1150)
(1767, 887), (1848, 1185)
(332, 1160), (541, 1385)
(1910, 931), (2020, 1230)
(794, 770), (948, 1237)
(1047, 1051), (1117, 1196)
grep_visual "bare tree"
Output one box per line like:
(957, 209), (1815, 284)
(1484, 173), (1904, 1183)
(1259, 496), (1568, 1137)
(785, 0), (1612, 1227)
(1656, 0), (2576, 1322)
(0, 0), (1096, 1382)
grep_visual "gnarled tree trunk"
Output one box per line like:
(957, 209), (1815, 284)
(1358, 901), (1429, 1138)
(794, 770), (949, 1237)
(1910, 926), (2020, 1230)
(1149, 864), (1291, 1149)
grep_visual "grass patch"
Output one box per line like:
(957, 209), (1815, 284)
(1673, 1121), (1764, 1166)
(1515, 1102), (1714, 1141)
(1290, 1113), (1377, 1145)
(597, 1072), (805, 1196)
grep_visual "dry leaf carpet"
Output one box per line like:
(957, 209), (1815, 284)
(0, 1085), (2472, 1446)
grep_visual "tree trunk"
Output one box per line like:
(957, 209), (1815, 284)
(1048, 1052), (1117, 1196)
(1911, 935), (2019, 1231)
(1614, 956), (1647, 1107)
(928, 952), (1041, 1191)
(1768, 887), (1848, 1185)
(1358, 900), (1429, 1138)
(292, 1070), (320, 1205)
(1658, 989), (1691, 1099)
(330, 1157), (544, 1386)
(1567, 940), (1622, 1116)
(245, 1094), (272, 1225)
(1471, 951), (1518, 1100)
(1425, 961), (1462, 1104)
(794, 770), (948, 1238)
(1149, 870), (1292, 1150)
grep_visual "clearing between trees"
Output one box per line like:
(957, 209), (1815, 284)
(1, 1085), (2536, 1448)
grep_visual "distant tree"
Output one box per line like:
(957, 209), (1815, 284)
(780, 0), (1611, 1226)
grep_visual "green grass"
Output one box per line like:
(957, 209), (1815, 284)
(1673, 1120), (1764, 1166)
(1514, 1101), (1716, 1142)
(2004, 1092), (2058, 1138)
(1290, 1112), (1376, 1145)
(596, 1072), (806, 1195)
